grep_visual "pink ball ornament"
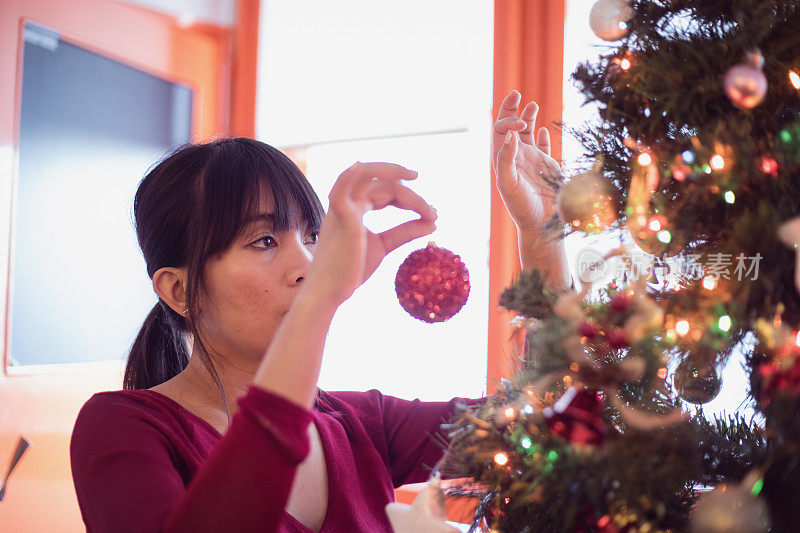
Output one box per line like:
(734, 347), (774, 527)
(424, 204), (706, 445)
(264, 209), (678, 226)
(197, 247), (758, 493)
(724, 63), (768, 109)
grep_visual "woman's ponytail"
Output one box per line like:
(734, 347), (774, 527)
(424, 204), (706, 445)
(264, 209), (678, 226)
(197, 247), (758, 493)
(123, 300), (190, 390)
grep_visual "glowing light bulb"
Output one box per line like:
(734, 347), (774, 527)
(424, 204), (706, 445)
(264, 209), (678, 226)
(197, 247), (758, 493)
(762, 157), (778, 175)
(794, 331), (800, 347)
(710, 154), (725, 170)
(724, 191), (736, 204)
(682, 150), (695, 164)
(718, 315), (732, 332)
(494, 452), (509, 466)
(505, 407), (516, 419)
(672, 167), (686, 181)
(676, 320), (690, 336)
(790, 70), (800, 90)
(657, 367), (668, 380)
(702, 276), (718, 290)
(648, 218), (661, 231)
(637, 153), (652, 166)
(620, 58), (631, 71)
(520, 437), (532, 449)
(522, 404), (534, 415)
(657, 229), (672, 243)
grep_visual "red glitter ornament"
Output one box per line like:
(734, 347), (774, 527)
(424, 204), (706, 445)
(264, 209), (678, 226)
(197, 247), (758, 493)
(395, 242), (470, 323)
(543, 387), (607, 446)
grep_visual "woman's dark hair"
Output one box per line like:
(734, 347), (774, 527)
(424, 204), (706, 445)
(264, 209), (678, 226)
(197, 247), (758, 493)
(124, 138), (324, 417)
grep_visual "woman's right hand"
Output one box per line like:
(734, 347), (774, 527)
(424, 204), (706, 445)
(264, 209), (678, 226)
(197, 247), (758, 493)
(303, 162), (437, 308)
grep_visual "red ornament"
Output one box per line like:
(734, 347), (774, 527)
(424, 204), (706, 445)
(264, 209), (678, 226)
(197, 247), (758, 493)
(395, 243), (470, 323)
(606, 328), (630, 349)
(543, 387), (607, 446)
(579, 321), (600, 339)
(609, 293), (632, 313)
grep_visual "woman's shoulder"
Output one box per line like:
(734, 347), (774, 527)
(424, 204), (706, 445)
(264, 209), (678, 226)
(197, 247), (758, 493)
(72, 388), (222, 450)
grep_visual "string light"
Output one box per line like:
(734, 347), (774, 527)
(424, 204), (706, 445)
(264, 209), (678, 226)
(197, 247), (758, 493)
(794, 330), (800, 346)
(522, 404), (534, 415)
(657, 229), (672, 243)
(676, 320), (690, 336)
(790, 70), (800, 90)
(762, 157), (778, 176)
(657, 367), (668, 379)
(520, 437), (532, 449)
(637, 153), (652, 166)
(718, 315), (732, 332)
(681, 150), (695, 164)
(494, 452), (509, 466)
(648, 218), (662, 231)
(672, 167), (686, 181)
(703, 276), (718, 290)
(505, 407), (516, 419)
(710, 154), (725, 170)
(620, 58), (631, 71)
(724, 191), (736, 204)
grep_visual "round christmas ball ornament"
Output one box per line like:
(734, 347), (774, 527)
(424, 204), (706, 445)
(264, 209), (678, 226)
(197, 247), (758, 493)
(724, 51), (768, 109)
(589, 0), (634, 41)
(543, 387), (607, 446)
(395, 242), (470, 323)
(690, 480), (770, 533)
(674, 358), (723, 404)
(556, 168), (617, 233)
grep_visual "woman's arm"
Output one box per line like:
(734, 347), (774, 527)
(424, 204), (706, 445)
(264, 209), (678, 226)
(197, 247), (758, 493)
(253, 162), (437, 410)
(491, 90), (571, 290)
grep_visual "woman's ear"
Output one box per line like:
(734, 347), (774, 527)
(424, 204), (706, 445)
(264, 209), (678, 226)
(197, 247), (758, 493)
(152, 267), (189, 316)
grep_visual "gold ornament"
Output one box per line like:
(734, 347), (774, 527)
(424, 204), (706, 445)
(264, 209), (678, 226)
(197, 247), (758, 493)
(777, 215), (800, 295)
(690, 471), (770, 533)
(557, 162), (617, 233)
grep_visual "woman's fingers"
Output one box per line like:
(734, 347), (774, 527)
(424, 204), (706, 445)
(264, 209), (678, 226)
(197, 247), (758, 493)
(333, 161), (418, 201)
(365, 180), (437, 221)
(492, 91), (522, 156)
(519, 101), (539, 146)
(496, 132), (520, 191)
(378, 219), (437, 254)
(536, 127), (551, 157)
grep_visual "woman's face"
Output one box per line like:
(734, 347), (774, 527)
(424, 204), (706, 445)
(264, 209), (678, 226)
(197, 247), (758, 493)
(196, 188), (319, 363)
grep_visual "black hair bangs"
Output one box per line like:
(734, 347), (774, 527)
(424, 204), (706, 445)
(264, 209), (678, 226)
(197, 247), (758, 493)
(199, 138), (325, 260)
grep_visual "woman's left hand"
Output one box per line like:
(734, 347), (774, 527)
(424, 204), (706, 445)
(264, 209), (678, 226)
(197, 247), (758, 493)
(492, 90), (563, 233)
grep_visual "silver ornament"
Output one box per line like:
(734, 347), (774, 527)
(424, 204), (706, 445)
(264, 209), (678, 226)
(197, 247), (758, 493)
(724, 63), (768, 109)
(589, 0), (634, 41)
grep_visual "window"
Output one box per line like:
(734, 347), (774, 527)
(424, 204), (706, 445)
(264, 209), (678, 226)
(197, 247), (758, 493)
(256, 0), (493, 401)
(10, 22), (192, 366)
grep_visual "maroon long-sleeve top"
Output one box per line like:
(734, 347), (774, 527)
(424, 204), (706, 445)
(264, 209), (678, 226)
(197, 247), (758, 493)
(70, 385), (479, 532)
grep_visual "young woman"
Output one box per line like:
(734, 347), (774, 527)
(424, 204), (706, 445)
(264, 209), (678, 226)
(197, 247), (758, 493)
(69, 91), (569, 532)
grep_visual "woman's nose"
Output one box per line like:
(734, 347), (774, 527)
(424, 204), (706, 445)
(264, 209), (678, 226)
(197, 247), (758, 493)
(285, 238), (313, 286)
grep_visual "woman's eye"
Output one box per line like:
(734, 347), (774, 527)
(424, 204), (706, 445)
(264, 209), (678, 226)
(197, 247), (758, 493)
(254, 235), (277, 248)
(305, 232), (319, 245)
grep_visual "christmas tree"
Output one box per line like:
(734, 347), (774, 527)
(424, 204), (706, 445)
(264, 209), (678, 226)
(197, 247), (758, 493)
(413, 1), (800, 531)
